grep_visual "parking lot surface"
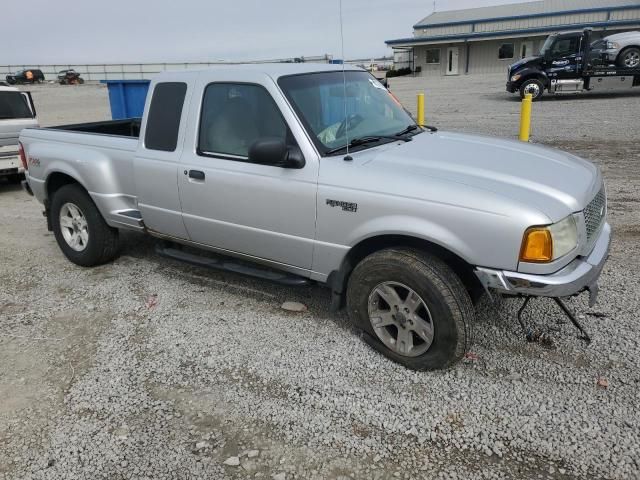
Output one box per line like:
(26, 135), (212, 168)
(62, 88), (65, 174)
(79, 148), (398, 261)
(1, 78), (639, 479)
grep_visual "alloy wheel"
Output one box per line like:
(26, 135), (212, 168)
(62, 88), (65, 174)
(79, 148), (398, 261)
(367, 281), (435, 357)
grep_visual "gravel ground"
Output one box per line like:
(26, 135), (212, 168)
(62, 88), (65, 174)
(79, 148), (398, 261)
(1, 77), (639, 480)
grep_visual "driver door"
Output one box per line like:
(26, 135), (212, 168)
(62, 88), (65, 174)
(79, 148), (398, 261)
(548, 35), (582, 78)
(177, 73), (319, 272)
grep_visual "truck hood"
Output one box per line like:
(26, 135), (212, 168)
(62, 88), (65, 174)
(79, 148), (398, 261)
(360, 131), (600, 221)
(509, 55), (543, 73)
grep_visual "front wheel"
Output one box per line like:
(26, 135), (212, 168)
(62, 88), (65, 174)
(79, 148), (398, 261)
(520, 78), (544, 102)
(51, 184), (120, 266)
(346, 248), (474, 370)
(519, 78), (544, 101)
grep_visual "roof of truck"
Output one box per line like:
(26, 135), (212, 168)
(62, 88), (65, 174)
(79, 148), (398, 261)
(0, 85), (20, 92)
(154, 63), (363, 80)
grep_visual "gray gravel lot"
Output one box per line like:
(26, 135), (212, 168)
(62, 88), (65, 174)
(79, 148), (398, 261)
(1, 77), (639, 479)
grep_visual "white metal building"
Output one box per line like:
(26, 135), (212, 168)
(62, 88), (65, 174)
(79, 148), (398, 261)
(386, 0), (640, 76)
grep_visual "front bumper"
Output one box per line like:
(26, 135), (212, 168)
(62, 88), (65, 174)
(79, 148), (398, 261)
(475, 222), (611, 300)
(506, 81), (518, 93)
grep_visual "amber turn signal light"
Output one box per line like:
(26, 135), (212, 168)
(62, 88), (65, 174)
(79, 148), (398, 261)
(520, 227), (553, 262)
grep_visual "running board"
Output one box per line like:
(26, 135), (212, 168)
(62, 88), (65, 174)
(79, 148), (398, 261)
(156, 246), (311, 286)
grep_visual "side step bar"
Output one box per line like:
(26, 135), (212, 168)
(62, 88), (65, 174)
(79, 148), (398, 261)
(156, 245), (312, 287)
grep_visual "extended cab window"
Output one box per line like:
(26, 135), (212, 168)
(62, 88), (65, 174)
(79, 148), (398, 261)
(144, 82), (187, 152)
(0, 92), (33, 119)
(198, 83), (293, 160)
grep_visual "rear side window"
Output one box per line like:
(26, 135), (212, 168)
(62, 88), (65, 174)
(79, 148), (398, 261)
(0, 92), (33, 119)
(144, 82), (187, 152)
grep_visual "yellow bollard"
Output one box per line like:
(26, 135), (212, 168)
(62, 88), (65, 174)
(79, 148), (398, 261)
(519, 93), (532, 142)
(417, 93), (425, 127)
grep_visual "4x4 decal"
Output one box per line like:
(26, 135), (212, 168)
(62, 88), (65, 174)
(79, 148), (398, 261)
(326, 199), (358, 213)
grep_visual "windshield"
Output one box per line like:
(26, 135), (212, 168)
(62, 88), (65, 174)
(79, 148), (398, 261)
(278, 71), (416, 154)
(0, 92), (33, 119)
(539, 35), (556, 56)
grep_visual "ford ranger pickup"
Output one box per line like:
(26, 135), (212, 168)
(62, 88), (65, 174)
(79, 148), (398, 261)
(20, 64), (610, 370)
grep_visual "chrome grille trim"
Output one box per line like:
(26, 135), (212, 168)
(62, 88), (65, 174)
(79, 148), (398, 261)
(583, 186), (606, 244)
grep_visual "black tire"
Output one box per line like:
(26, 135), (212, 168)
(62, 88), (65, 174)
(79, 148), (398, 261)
(617, 47), (640, 68)
(346, 248), (474, 371)
(50, 184), (119, 266)
(519, 78), (544, 101)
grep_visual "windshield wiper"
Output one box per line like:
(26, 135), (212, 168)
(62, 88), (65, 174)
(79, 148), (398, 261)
(394, 124), (420, 136)
(325, 136), (383, 154)
(325, 134), (413, 155)
(395, 124), (437, 135)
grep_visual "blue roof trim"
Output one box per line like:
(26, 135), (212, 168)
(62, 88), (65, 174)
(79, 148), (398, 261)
(412, 5), (640, 30)
(386, 19), (640, 45)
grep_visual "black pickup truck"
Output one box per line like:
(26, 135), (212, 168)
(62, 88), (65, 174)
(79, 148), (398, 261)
(507, 28), (640, 100)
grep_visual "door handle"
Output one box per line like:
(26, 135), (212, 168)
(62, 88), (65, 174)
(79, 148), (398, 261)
(188, 170), (205, 180)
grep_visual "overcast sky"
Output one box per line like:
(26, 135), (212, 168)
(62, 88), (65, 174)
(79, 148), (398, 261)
(2, 0), (531, 64)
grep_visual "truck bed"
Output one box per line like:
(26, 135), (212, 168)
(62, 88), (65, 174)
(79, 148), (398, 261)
(54, 118), (141, 137)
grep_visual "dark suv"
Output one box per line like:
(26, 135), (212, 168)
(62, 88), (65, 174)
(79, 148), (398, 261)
(5, 69), (45, 85)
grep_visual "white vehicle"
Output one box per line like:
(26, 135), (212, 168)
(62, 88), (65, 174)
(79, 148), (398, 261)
(0, 85), (38, 182)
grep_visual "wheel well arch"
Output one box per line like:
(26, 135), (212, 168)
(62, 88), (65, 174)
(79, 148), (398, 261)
(617, 45), (640, 57)
(43, 172), (86, 230)
(326, 234), (484, 306)
(520, 74), (548, 88)
(46, 172), (82, 201)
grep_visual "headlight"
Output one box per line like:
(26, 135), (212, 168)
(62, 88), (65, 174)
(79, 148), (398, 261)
(606, 41), (620, 49)
(511, 74), (521, 82)
(520, 215), (578, 263)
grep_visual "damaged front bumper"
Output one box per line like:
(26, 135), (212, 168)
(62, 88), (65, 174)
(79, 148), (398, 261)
(474, 223), (611, 305)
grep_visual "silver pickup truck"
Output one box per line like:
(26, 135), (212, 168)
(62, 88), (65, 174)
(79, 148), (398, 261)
(20, 64), (610, 370)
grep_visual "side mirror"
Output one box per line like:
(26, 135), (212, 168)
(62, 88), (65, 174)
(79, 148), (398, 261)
(544, 49), (552, 62)
(248, 138), (305, 169)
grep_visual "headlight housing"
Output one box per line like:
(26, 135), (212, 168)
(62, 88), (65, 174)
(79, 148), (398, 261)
(606, 41), (620, 49)
(520, 215), (578, 263)
(511, 74), (522, 82)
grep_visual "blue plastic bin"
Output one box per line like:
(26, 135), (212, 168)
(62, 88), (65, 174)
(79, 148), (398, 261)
(101, 80), (150, 119)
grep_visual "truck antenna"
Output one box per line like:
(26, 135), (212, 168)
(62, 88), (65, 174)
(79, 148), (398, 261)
(339, 0), (352, 161)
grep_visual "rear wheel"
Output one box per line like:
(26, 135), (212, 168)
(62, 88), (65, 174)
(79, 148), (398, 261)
(50, 184), (120, 266)
(519, 78), (544, 101)
(346, 248), (474, 370)
(617, 47), (640, 68)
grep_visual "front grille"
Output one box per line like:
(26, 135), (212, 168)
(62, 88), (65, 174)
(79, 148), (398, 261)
(583, 186), (606, 243)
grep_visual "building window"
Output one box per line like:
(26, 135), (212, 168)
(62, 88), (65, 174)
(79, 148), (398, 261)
(426, 48), (440, 64)
(498, 43), (515, 60)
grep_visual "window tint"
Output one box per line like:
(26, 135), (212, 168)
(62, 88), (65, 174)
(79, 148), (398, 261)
(198, 83), (290, 159)
(144, 82), (187, 152)
(426, 48), (440, 64)
(498, 43), (515, 59)
(0, 92), (33, 119)
(552, 38), (579, 57)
